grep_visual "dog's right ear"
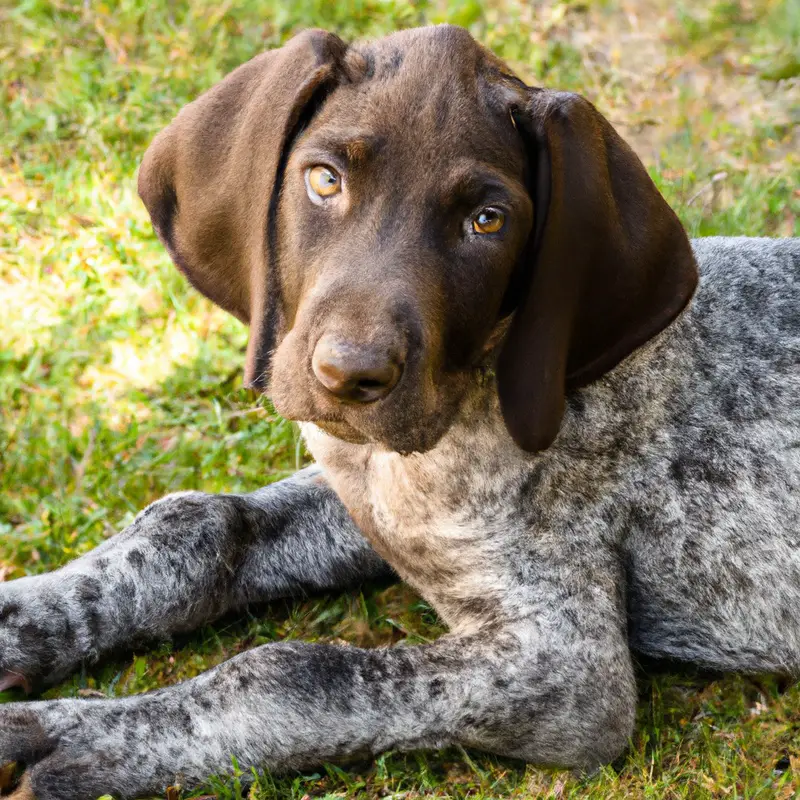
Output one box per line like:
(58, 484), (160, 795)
(138, 30), (347, 387)
(497, 90), (698, 453)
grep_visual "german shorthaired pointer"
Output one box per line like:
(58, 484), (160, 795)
(1, 24), (798, 800)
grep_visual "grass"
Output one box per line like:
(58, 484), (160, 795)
(1, 0), (799, 797)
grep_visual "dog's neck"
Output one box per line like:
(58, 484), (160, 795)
(300, 374), (533, 633)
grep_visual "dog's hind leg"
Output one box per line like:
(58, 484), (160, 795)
(0, 465), (390, 689)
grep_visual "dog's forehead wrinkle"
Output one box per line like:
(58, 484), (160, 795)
(296, 129), (383, 165)
(306, 85), (526, 189)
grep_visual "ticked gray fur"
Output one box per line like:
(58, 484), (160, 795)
(0, 237), (798, 799)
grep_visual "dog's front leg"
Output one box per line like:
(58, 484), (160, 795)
(0, 466), (390, 690)
(0, 621), (635, 800)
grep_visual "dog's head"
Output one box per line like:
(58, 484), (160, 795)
(139, 25), (697, 454)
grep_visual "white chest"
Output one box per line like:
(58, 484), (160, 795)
(301, 419), (529, 631)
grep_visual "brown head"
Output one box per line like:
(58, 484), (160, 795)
(138, 25), (698, 455)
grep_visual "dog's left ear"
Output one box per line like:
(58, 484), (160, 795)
(138, 30), (347, 388)
(497, 89), (698, 452)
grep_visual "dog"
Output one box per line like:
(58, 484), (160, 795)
(1, 24), (798, 800)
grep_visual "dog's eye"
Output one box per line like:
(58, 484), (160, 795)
(472, 208), (505, 235)
(306, 165), (342, 200)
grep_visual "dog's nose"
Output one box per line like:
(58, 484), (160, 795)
(312, 335), (403, 403)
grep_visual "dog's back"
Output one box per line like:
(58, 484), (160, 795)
(617, 237), (800, 670)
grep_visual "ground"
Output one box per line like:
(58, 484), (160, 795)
(1, 0), (799, 797)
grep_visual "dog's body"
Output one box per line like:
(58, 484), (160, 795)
(1, 24), (798, 800)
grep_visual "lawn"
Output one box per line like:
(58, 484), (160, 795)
(1, 0), (799, 797)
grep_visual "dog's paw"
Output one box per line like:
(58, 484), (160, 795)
(0, 706), (52, 762)
(0, 701), (126, 800)
(0, 582), (88, 692)
(0, 695), (195, 800)
(0, 704), (53, 799)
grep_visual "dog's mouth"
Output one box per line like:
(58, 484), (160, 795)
(311, 418), (372, 444)
(270, 344), (502, 455)
(285, 373), (474, 455)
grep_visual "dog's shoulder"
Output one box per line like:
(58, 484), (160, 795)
(689, 236), (799, 335)
(598, 235), (799, 414)
(678, 236), (799, 417)
(549, 235), (799, 508)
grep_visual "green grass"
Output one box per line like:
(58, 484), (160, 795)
(1, 0), (799, 797)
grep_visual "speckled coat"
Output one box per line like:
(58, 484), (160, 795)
(0, 24), (798, 800)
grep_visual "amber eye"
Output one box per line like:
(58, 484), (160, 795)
(306, 165), (342, 200)
(472, 207), (505, 234)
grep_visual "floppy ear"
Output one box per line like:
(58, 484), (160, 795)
(497, 89), (698, 452)
(138, 30), (346, 387)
